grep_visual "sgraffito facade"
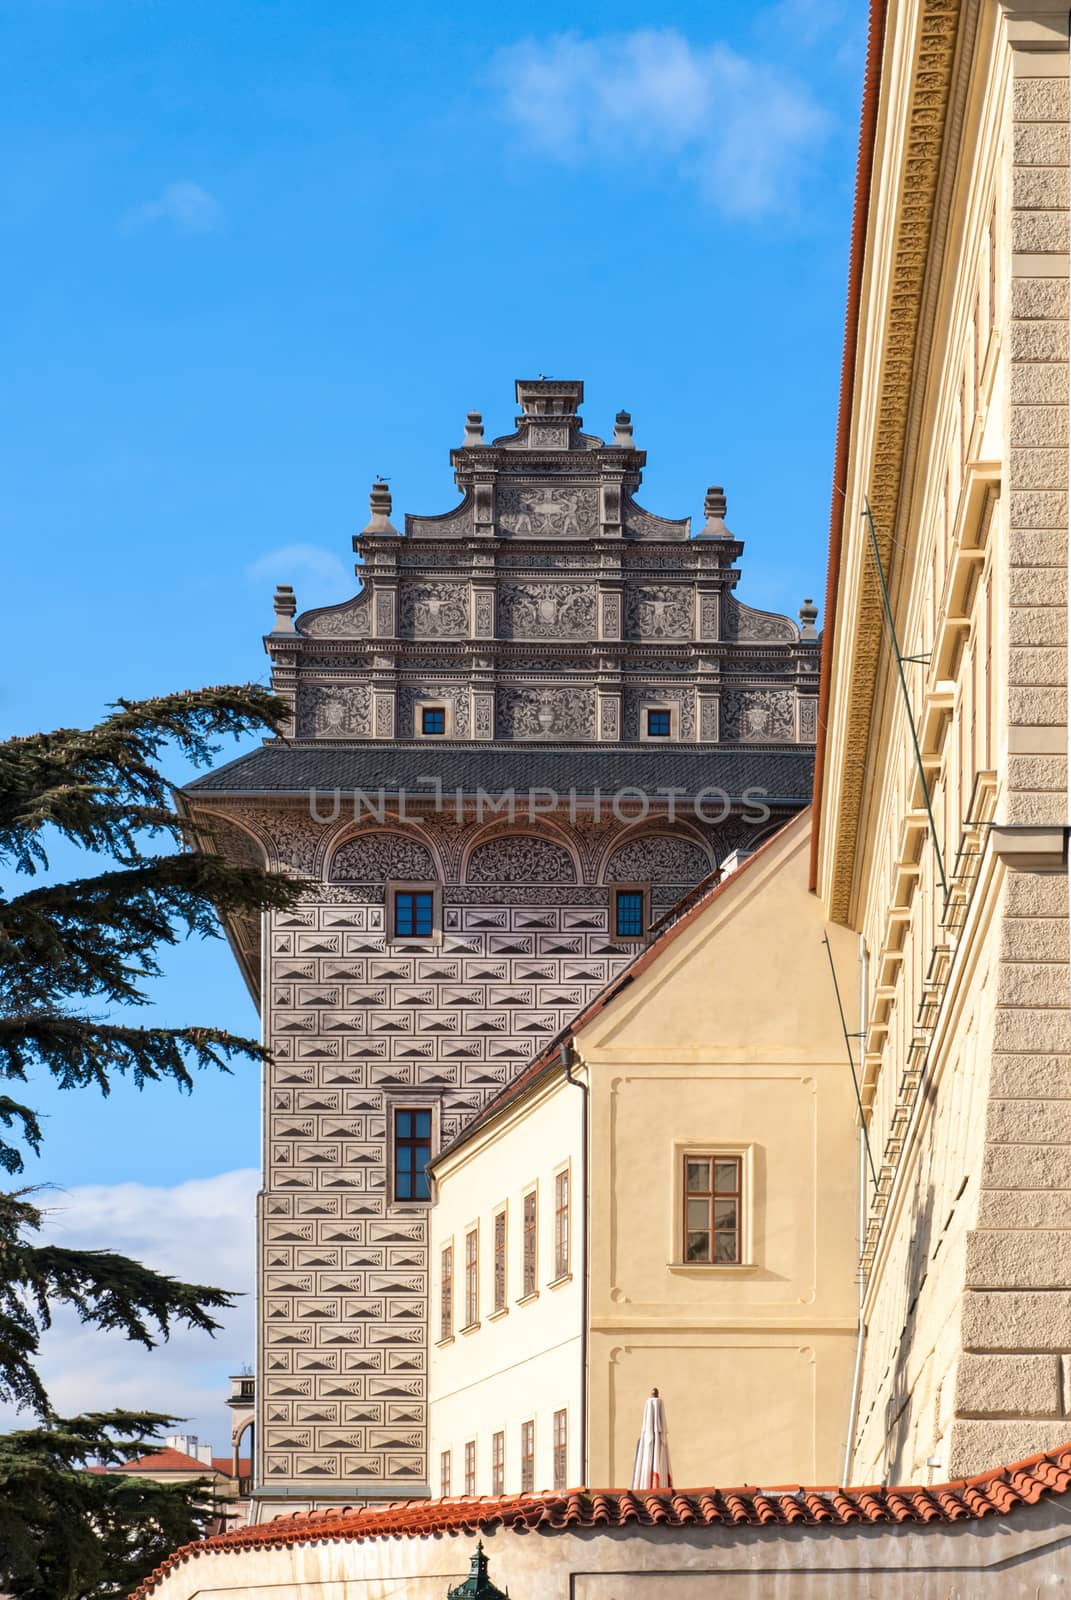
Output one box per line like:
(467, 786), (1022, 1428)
(182, 378), (820, 1514)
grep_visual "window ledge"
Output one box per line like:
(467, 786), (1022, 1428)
(460, 1320), (481, 1336)
(435, 1334), (455, 1348)
(548, 1271), (573, 1289)
(488, 1306), (509, 1322)
(516, 1290), (539, 1306)
(667, 1261), (758, 1275)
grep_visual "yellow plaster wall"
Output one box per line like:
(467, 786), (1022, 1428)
(580, 815), (860, 1487)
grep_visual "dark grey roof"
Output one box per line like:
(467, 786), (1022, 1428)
(184, 741), (814, 803)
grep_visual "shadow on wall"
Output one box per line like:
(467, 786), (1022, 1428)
(882, 1175), (937, 1484)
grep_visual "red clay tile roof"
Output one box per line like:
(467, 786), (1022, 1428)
(211, 1457), (252, 1479)
(130, 1441), (1071, 1598)
(121, 1448), (218, 1473)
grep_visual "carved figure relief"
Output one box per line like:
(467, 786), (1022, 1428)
(466, 835), (577, 884)
(301, 596), (372, 639)
(497, 485), (598, 538)
(498, 583), (596, 639)
(604, 833), (713, 884)
(399, 583), (469, 639)
(297, 685), (372, 739)
(625, 585), (693, 639)
(497, 686), (595, 740)
(330, 832), (437, 883)
(721, 688), (795, 741)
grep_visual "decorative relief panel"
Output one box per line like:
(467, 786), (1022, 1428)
(700, 697), (720, 743)
(498, 584), (595, 640)
(398, 583), (469, 639)
(330, 833), (436, 884)
(799, 695), (818, 740)
(473, 590), (494, 637)
(625, 585), (693, 639)
(699, 593), (719, 640)
(301, 597), (373, 639)
(604, 833), (713, 884)
(721, 688), (795, 742)
(297, 685), (372, 739)
(497, 485), (598, 538)
(723, 594), (797, 642)
(374, 592), (395, 637)
(466, 835), (577, 884)
(496, 686), (596, 741)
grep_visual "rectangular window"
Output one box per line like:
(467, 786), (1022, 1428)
(520, 1420), (535, 1493)
(684, 1153), (742, 1263)
(440, 1448), (451, 1497)
(493, 1208), (507, 1313)
(464, 1439), (476, 1496)
(492, 1430), (505, 1495)
(421, 706), (446, 735)
(614, 888), (646, 939)
(464, 1225), (479, 1327)
(394, 1107), (432, 1201)
(522, 1189), (537, 1297)
(553, 1409), (568, 1491)
(440, 1244), (453, 1340)
(393, 889), (435, 938)
(554, 1169), (569, 1280)
(646, 708), (671, 737)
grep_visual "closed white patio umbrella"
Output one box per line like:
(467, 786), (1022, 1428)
(631, 1387), (673, 1490)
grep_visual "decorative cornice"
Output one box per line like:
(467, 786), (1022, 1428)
(825, 0), (963, 924)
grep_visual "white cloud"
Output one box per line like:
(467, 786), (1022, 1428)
(246, 542), (352, 613)
(0, 1170), (258, 1456)
(489, 29), (829, 217)
(124, 180), (225, 235)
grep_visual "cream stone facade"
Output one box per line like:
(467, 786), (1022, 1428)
(813, 0), (1071, 1481)
(429, 1069), (584, 1497)
(429, 814), (860, 1492)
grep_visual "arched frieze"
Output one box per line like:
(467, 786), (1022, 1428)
(328, 829), (439, 885)
(466, 833), (579, 886)
(600, 829), (715, 887)
(196, 810), (271, 872)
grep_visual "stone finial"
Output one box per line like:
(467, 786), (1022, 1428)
(272, 584), (297, 633)
(697, 485), (732, 539)
(462, 411), (486, 448)
(612, 409), (635, 448)
(361, 477), (399, 536)
(799, 597), (819, 638)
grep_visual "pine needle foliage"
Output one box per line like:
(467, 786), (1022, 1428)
(0, 685), (307, 1599)
(0, 1411), (223, 1600)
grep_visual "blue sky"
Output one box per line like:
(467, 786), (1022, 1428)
(2, 0), (864, 1440)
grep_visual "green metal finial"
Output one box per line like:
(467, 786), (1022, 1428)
(447, 1540), (510, 1598)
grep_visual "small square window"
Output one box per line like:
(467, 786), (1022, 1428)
(646, 708), (671, 738)
(683, 1152), (742, 1263)
(394, 890), (435, 938)
(614, 888), (646, 939)
(421, 706), (446, 736)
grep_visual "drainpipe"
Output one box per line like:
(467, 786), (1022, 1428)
(561, 1040), (589, 1486)
(842, 935), (869, 1486)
